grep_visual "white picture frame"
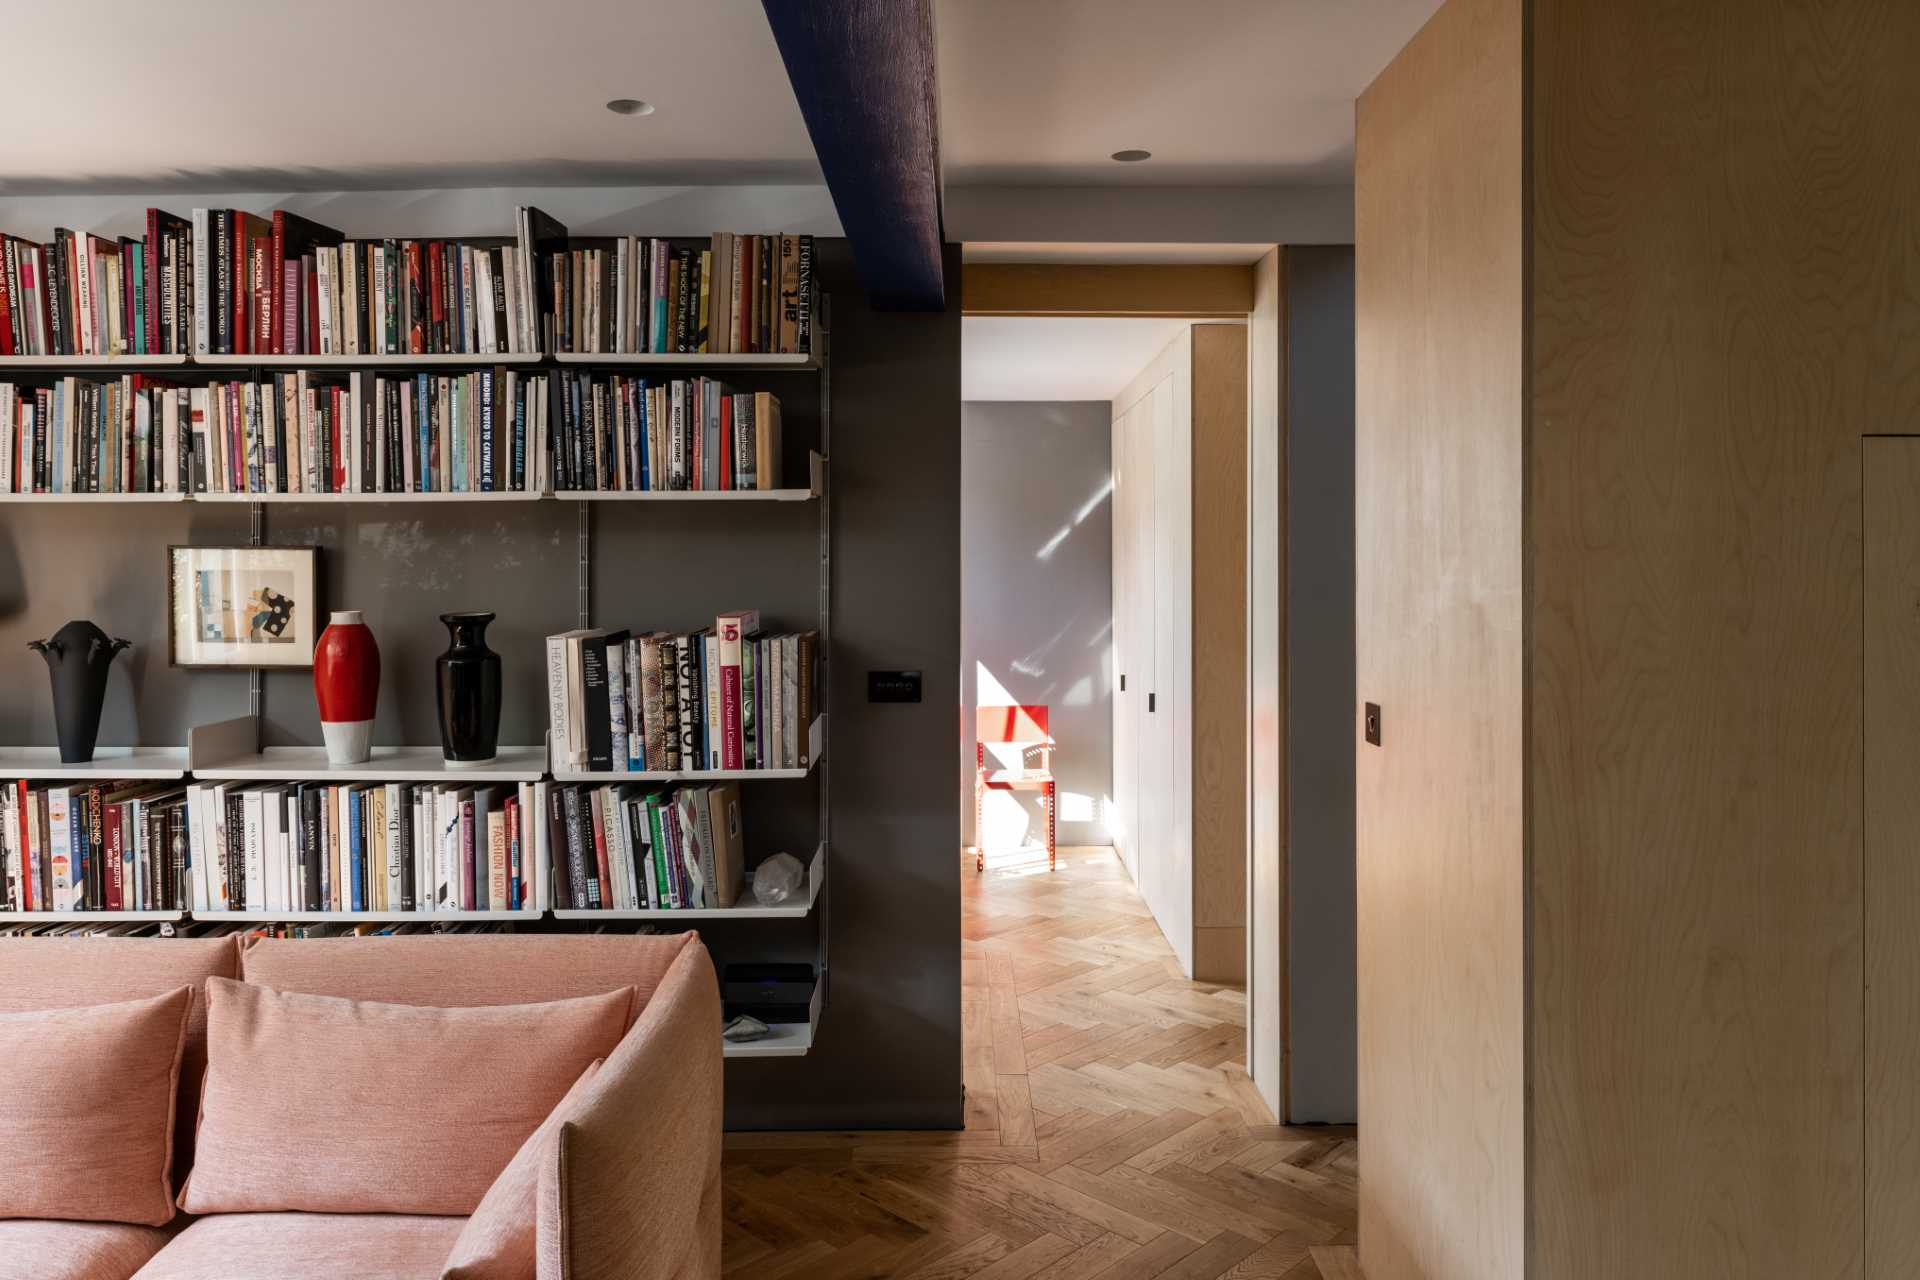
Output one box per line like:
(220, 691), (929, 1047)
(167, 544), (319, 668)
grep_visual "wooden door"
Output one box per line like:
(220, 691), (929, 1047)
(1866, 435), (1920, 1275)
(1111, 396), (1143, 878)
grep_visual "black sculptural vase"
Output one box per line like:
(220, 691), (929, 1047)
(436, 612), (501, 766)
(28, 621), (132, 764)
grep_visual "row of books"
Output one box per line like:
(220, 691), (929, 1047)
(547, 615), (819, 774)
(0, 371), (549, 495)
(0, 219), (195, 358)
(548, 782), (744, 912)
(0, 920), (522, 937)
(2, 781), (190, 914)
(195, 210), (546, 357)
(553, 375), (783, 492)
(184, 780), (537, 915)
(549, 233), (813, 356)
(0, 207), (813, 360)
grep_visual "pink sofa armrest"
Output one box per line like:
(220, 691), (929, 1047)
(536, 935), (723, 1280)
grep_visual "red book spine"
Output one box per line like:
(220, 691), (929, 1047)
(231, 225), (249, 354)
(305, 257), (320, 356)
(270, 213), (286, 355)
(121, 240), (137, 353)
(505, 796), (521, 908)
(406, 243), (425, 353)
(331, 387), (345, 493)
(0, 240), (15, 356)
(281, 259), (301, 354)
(718, 617), (744, 769)
(590, 798), (612, 904)
(251, 239), (272, 355)
(428, 242), (446, 354)
(145, 210), (163, 356)
(103, 804), (123, 911)
(16, 781), (31, 912)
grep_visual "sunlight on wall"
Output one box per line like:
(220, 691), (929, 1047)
(1036, 477), (1115, 563)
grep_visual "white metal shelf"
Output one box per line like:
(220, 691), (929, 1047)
(193, 352), (544, 368)
(192, 908), (535, 923)
(566, 488), (815, 503)
(0, 910), (185, 922)
(549, 717), (825, 783)
(554, 843), (825, 920)
(189, 718), (546, 782)
(0, 746), (188, 779)
(0, 493), (186, 503)
(553, 351), (816, 371)
(723, 982), (822, 1059)
(192, 491), (542, 503)
(0, 354), (190, 368)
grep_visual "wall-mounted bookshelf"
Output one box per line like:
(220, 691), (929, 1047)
(549, 716), (826, 784)
(0, 210), (832, 1064)
(724, 982), (822, 1059)
(554, 352), (817, 371)
(553, 841), (825, 922)
(0, 910), (185, 923)
(0, 746), (188, 779)
(187, 717), (547, 782)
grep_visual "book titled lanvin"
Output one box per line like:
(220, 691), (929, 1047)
(545, 614), (817, 775)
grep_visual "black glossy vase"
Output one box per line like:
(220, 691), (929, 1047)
(436, 612), (501, 766)
(28, 621), (132, 764)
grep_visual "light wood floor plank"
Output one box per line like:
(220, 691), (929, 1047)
(719, 848), (1360, 1278)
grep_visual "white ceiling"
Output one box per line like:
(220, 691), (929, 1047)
(0, 0), (819, 191)
(964, 317), (1197, 402)
(2, 1), (1439, 194)
(936, 0), (1443, 185)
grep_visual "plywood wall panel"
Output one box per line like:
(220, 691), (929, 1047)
(1524, 0), (1920, 1270)
(1865, 436), (1920, 1276)
(1190, 323), (1249, 984)
(1353, 0), (1525, 1275)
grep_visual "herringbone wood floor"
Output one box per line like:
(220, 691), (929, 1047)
(721, 847), (1362, 1279)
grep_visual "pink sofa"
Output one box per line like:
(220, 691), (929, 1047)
(0, 931), (722, 1280)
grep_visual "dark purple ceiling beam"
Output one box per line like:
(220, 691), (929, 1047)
(761, 0), (946, 311)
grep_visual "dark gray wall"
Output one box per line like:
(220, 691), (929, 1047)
(1286, 245), (1357, 1122)
(0, 235), (963, 1132)
(959, 401), (1113, 849)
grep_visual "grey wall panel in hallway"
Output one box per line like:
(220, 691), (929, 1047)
(1286, 245), (1357, 1123)
(959, 401), (1114, 849)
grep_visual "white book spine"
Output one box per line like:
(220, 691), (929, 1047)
(501, 245), (520, 356)
(705, 634), (723, 770)
(242, 789), (264, 911)
(385, 783), (403, 911)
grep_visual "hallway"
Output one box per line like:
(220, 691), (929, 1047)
(720, 848), (1360, 1279)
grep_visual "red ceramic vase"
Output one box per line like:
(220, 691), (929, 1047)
(314, 611), (380, 764)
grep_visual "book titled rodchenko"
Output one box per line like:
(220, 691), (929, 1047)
(716, 610), (760, 771)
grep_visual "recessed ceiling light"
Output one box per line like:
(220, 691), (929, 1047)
(1111, 149), (1151, 163)
(606, 99), (656, 117)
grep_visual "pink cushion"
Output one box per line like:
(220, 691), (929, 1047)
(440, 1059), (602, 1280)
(0, 988), (193, 1226)
(0, 937), (241, 1177)
(239, 932), (692, 1025)
(0, 1219), (176, 1280)
(131, 1213), (463, 1280)
(180, 978), (631, 1217)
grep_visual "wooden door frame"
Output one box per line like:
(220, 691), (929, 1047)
(961, 252), (1288, 1123)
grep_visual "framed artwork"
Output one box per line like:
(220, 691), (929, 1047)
(167, 545), (320, 668)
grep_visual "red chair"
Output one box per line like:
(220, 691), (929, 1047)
(974, 704), (1056, 872)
